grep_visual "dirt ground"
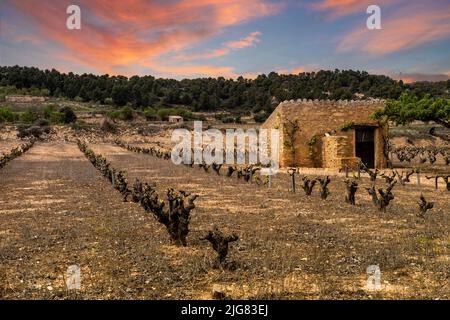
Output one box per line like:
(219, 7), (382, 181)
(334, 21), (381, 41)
(1, 136), (447, 300)
(0, 142), (172, 299)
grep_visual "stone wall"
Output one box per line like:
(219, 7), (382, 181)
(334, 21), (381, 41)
(5, 95), (47, 103)
(261, 99), (388, 168)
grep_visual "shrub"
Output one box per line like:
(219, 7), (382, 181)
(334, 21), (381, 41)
(107, 106), (134, 121)
(120, 105), (134, 121)
(49, 112), (64, 124)
(104, 97), (114, 105)
(235, 116), (245, 124)
(173, 108), (202, 120)
(214, 113), (244, 124)
(254, 111), (269, 123)
(221, 116), (235, 123)
(214, 113), (228, 121)
(17, 125), (50, 138)
(0, 107), (15, 123)
(43, 105), (57, 119)
(157, 108), (171, 121)
(59, 106), (77, 124)
(20, 109), (38, 124)
(107, 110), (121, 120)
(144, 107), (159, 120)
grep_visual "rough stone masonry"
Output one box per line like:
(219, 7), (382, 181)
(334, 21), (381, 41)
(261, 99), (388, 169)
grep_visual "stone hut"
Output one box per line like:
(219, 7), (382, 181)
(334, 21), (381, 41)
(261, 99), (388, 169)
(168, 115), (184, 124)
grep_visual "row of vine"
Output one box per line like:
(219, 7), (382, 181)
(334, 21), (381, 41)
(0, 139), (35, 170)
(78, 141), (237, 267)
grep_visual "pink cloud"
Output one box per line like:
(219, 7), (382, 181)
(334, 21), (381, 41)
(277, 65), (318, 75)
(225, 31), (262, 49)
(337, 5), (450, 55)
(149, 64), (238, 79)
(240, 72), (260, 79)
(179, 31), (262, 61)
(391, 72), (450, 83)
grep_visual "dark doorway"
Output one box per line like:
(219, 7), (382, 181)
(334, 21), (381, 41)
(355, 127), (375, 168)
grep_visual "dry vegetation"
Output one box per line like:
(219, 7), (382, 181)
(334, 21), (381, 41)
(0, 117), (449, 300)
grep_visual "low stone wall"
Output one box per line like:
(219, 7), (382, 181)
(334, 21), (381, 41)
(5, 95), (47, 103)
(322, 135), (361, 169)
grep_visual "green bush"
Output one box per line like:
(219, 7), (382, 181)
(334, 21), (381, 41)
(144, 107), (158, 120)
(49, 112), (64, 124)
(59, 106), (77, 123)
(17, 125), (50, 138)
(234, 116), (244, 124)
(43, 105), (56, 119)
(120, 105), (134, 121)
(221, 116), (235, 123)
(20, 109), (38, 124)
(0, 107), (15, 123)
(107, 106), (134, 121)
(214, 113), (227, 120)
(174, 108), (196, 120)
(157, 108), (171, 121)
(108, 110), (120, 120)
(254, 111), (269, 123)
(216, 112), (240, 123)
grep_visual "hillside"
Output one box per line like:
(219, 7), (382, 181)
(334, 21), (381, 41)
(1, 66), (450, 116)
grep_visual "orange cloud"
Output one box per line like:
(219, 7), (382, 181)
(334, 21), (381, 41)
(225, 31), (262, 49)
(149, 64), (238, 79)
(180, 48), (232, 61)
(391, 72), (450, 83)
(179, 31), (262, 61)
(277, 65), (318, 75)
(370, 68), (450, 83)
(7, 0), (281, 76)
(338, 5), (450, 55)
(240, 72), (260, 80)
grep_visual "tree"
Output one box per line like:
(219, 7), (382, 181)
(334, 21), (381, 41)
(374, 91), (450, 129)
(112, 84), (129, 106)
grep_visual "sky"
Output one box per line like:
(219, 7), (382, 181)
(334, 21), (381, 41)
(0, 0), (449, 82)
